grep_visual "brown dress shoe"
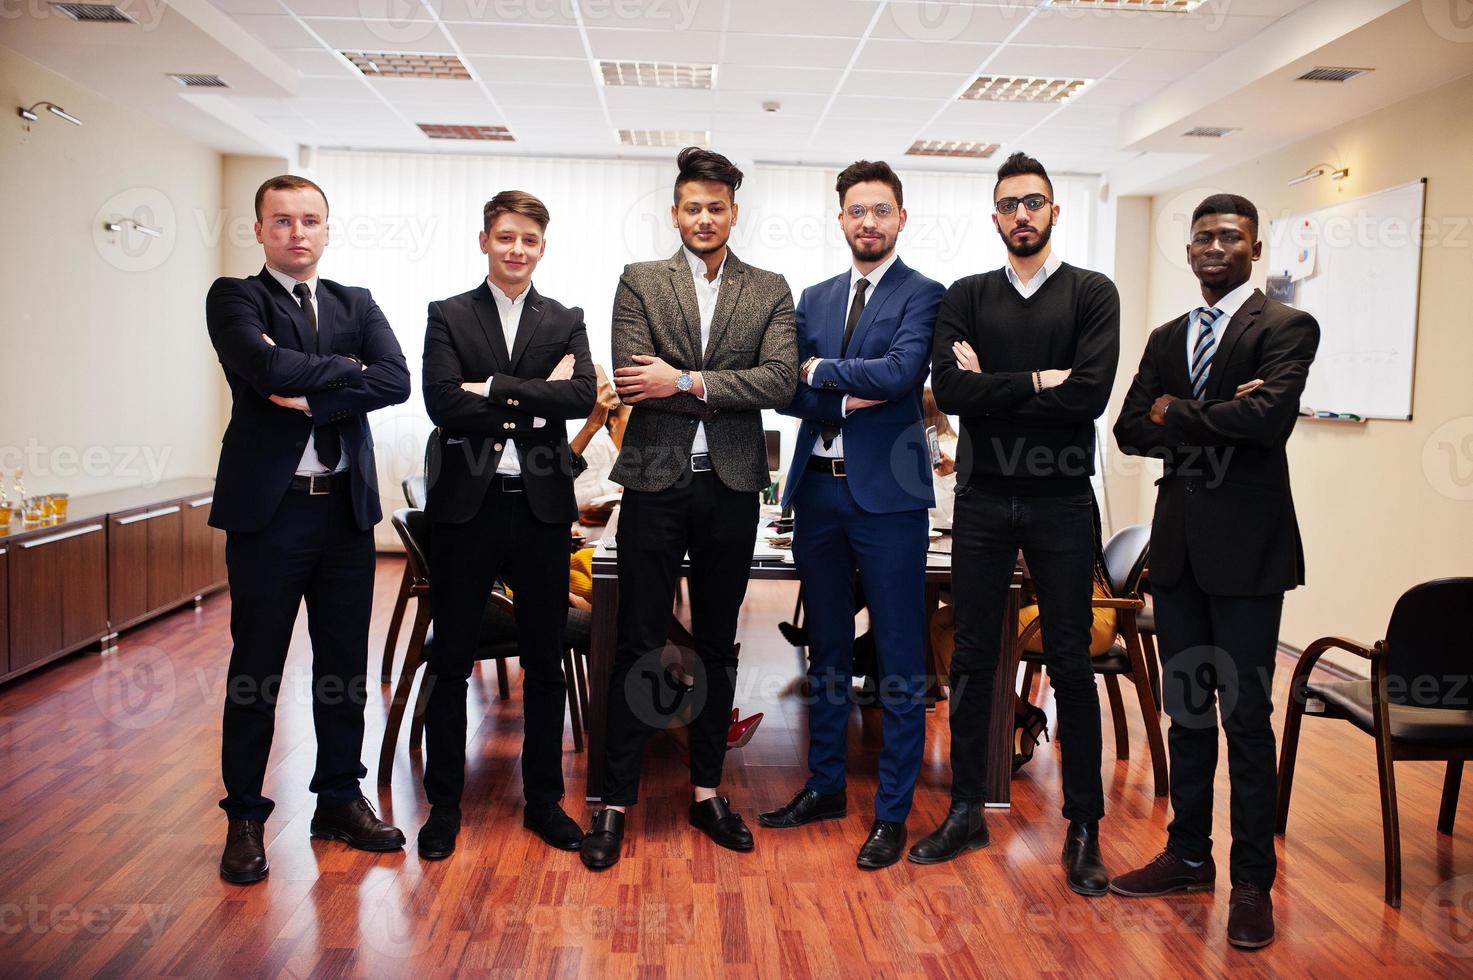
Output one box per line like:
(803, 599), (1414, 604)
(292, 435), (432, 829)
(220, 818), (268, 884)
(1227, 883), (1274, 949)
(310, 796), (406, 852)
(1110, 850), (1216, 897)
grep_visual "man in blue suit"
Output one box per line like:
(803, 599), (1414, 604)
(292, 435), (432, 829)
(760, 160), (943, 869)
(206, 175), (411, 884)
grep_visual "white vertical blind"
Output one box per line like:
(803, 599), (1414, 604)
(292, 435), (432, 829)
(310, 150), (1099, 545)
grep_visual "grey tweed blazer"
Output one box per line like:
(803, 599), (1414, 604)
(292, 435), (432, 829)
(610, 248), (797, 493)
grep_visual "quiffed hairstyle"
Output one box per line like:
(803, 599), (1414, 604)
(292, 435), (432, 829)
(673, 146), (744, 202)
(993, 151), (1053, 200)
(1192, 193), (1259, 234)
(836, 160), (903, 208)
(484, 189), (551, 232)
(254, 174), (329, 221)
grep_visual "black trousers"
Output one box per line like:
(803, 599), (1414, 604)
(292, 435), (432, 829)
(947, 486), (1105, 822)
(1152, 553), (1283, 891)
(220, 486), (374, 822)
(424, 483), (571, 809)
(600, 469), (759, 804)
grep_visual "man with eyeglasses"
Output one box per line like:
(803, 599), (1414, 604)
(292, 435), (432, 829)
(916, 153), (1120, 897)
(761, 160), (943, 869)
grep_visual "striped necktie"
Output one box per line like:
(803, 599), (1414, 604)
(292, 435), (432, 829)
(1189, 306), (1223, 399)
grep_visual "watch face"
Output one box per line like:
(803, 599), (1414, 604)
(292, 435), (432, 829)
(677, 372), (693, 392)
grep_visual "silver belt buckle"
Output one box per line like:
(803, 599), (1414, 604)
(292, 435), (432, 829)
(829, 458), (846, 477)
(690, 453), (712, 473)
(309, 474), (330, 496)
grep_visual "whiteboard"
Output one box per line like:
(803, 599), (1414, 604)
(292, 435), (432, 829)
(1266, 179), (1425, 419)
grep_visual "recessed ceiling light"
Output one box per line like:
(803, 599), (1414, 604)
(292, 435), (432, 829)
(49, 3), (135, 23)
(1296, 66), (1374, 83)
(418, 123), (513, 141)
(960, 76), (1088, 104)
(1046, 0), (1205, 10)
(600, 61), (714, 90)
(1182, 126), (1239, 138)
(342, 51), (471, 81)
(167, 73), (228, 88)
(617, 129), (708, 148)
(906, 140), (1001, 159)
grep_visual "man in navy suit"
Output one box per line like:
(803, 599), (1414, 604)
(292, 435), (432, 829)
(760, 160), (943, 869)
(206, 175), (411, 884)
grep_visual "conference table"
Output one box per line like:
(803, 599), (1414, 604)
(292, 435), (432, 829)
(581, 507), (1027, 807)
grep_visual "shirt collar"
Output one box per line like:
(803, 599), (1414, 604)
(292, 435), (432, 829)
(852, 252), (899, 291)
(684, 246), (726, 286)
(265, 264), (318, 300)
(486, 277), (530, 307)
(1201, 279), (1254, 321)
(1003, 248), (1061, 289)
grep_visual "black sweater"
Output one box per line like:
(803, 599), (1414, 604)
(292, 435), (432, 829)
(931, 262), (1120, 495)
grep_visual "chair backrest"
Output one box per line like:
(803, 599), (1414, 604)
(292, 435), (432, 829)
(1101, 523), (1151, 598)
(391, 508), (431, 585)
(402, 476), (426, 510)
(1383, 577), (1473, 708)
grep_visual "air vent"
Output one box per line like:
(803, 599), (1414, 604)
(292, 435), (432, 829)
(960, 76), (1087, 104)
(617, 129), (708, 148)
(906, 140), (1000, 159)
(1046, 0), (1205, 10)
(600, 61), (714, 90)
(1296, 66), (1374, 83)
(418, 124), (513, 141)
(1182, 126), (1239, 138)
(50, 2), (134, 22)
(342, 51), (470, 80)
(168, 73), (228, 88)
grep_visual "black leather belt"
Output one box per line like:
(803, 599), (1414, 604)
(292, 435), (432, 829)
(689, 453), (713, 473)
(807, 457), (846, 477)
(492, 475), (524, 493)
(289, 472), (349, 495)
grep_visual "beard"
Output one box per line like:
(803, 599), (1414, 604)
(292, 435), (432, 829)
(848, 232), (894, 264)
(1000, 219), (1052, 258)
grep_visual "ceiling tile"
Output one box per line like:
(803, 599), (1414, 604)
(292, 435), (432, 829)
(228, 14), (318, 48)
(854, 40), (994, 75)
(983, 44), (1134, 80)
(722, 34), (859, 69)
(716, 65), (844, 94)
(302, 18), (456, 53)
(842, 70), (971, 100)
(726, 0), (880, 37)
(491, 83), (604, 109)
(585, 28), (722, 62)
(449, 23), (588, 57)
(467, 55), (591, 83)
(871, 2), (1037, 45)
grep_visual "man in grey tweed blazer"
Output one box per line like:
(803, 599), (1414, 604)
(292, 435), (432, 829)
(582, 147), (797, 870)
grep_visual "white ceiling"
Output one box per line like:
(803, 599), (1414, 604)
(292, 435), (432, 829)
(2, 0), (1470, 194)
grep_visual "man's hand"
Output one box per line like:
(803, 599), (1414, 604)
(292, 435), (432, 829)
(615, 354), (682, 403)
(847, 397), (884, 411)
(1234, 378), (1264, 399)
(1039, 368), (1071, 389)
(934, 449), (956, 478)
(952, 340), (981, 374)
(1149, 393), (1177, 425)
(547, 354), (575, 382)
(269, 394), (311, 413)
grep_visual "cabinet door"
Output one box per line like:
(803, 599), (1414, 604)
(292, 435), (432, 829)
(60, 525), (107, 648)
(10, 523), (100, 670)
(109, 511), (150, 627)
(182, 496), (216, 597)
(0, 549), (9, 676)
(145, 506), (183, 610)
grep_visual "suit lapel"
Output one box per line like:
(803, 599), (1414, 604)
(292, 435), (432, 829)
(666, 250), (702, 366)
(509, 286), (544, 371)
(313, 281), (335, 355)
(259, 267), (311, 350)
(824, 274), (849, 357)
(705, 250), (746, 362)
(846, 258), (909, 356)
(1166, 313), (1194, 396)
(1205, 289), (1264, 399)
(470, 281), (511, 368)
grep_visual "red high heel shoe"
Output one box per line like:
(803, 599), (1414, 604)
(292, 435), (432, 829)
(727, 711), (763, 749)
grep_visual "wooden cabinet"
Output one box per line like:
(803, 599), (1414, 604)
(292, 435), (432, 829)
(145, 506), (183, 612)
(108, 512), (149, 628)
(181, 494), (227, 599)
(0, 549), (8, 676)
(8, 522), (107, 673)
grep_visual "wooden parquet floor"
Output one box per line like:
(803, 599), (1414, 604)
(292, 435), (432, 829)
(1, 557), (1470, 978)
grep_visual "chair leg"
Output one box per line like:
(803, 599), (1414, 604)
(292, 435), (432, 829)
(1103, 673), (1129, 761)
(573, 650), (590, 733)
(1439, 760), (1463, 836)
(564, 650), (584, 753)
(1123, 628), (1169, 797)
(495, 658), (511, 700)
(1019, 662), (1038, 705)
(1374, 728), (1402, 908)
(1140, 630), (1162, 708)
(380, 567), (412, 684)
(1275, 676), (1309, 835)
(378, 602), (430, 785)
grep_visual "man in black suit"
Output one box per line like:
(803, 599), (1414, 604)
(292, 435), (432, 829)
(417, 190), (596, 859)
(207, 174), (411, 884)
(1111, 194), (1320, 950)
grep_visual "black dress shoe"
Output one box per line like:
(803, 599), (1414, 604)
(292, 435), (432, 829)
(689, 797), (754, 852)
(525, 802), (584, 851)
(857, 820), (907, 870)
(220, 818), (268, 884)
(417, 806), (460, 861)
(1061, 820), (1110, 896)
(778, 621), (809, 647)
(907, 801), (989, 865)
(1110, 850), (1215, 897)
(758, 788), (846, 828)
(1227, 883), (1275, 949)
(310, 795), (406, 852)
(581, 809), (625, 870)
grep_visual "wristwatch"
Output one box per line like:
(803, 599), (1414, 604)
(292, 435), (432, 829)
(676, 371), (694, 393)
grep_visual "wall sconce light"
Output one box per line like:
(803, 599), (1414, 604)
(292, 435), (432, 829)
(18, 101), (83, 126)
(1287, 162), (1350, 186)
(104, 218), (163, 239)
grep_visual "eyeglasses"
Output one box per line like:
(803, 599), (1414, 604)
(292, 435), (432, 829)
(994, 195), (1051, 216)
(843, 203), (897, 220)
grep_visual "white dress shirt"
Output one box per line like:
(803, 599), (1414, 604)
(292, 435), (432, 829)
(1003, 247), (1062, 299)
(1185, 279), (1254, 387)
(809, 251), (900, 459)
(683, 246), (723, 456)
(264, 265), (348, 476)
(483, 277), (547, 477)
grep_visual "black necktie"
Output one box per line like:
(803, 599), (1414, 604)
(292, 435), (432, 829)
(820, 278), (871, 449)
(293, 282), (341, 470)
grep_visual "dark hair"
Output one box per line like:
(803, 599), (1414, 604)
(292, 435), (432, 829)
(254, 174), (328, 221)
(993, 151), (1052, 199)
(483, 189), (551, 232)
(836, 160), (903, 208)
(673, 146), (743, 203)
(1192, 193), (1259, 233)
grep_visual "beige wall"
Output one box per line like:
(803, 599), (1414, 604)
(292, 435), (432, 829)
(1114, 71), (1473, 660)
(0, 46), (225, 497)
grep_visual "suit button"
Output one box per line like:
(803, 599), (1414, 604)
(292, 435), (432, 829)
(494, 442), (504, 452)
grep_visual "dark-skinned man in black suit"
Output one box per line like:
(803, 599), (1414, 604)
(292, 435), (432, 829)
(1111, 194), (1320, 950)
